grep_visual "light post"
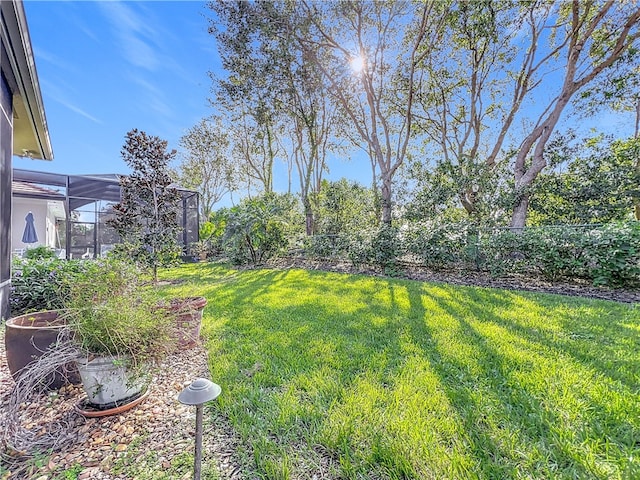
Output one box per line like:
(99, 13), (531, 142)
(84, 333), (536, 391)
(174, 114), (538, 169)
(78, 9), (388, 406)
(178, 378), (222, 480)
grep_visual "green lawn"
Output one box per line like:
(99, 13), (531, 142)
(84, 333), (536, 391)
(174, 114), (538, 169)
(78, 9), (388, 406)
(158, 263), (640, 480)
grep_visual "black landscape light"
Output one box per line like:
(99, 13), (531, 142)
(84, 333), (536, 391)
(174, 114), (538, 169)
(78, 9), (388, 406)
(178, 378), (222, 480)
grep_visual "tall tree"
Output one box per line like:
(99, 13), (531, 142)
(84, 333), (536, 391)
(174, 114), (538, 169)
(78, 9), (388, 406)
(209, 0), (337, 234)
(178, 116), (235, 221)
(414, 0), (640, 227)
(209, 1), (281, 195)
(109, 129), (182, 282)
(297, 0), (447, 225)
(413, 1), (511, 222)
(509, 1), (640, 227)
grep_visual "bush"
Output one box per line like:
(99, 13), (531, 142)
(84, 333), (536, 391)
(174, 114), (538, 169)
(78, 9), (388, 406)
(404, 222), (472, 270)
(23, 246), (57, 260)
(10, 258), (97, 316)
(303, 234), (351, 259)
(342, 224), (403, 272)
(223, 194), (296, 265)
(64, 258), (173, 361)
(479, 222), (640, 286)
(586, 222), (640, 286)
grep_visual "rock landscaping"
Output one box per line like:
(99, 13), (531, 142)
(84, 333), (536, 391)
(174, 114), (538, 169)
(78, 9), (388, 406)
(0, 333), (244, 480)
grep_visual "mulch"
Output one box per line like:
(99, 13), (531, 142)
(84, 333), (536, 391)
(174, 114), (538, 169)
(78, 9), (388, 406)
(0, 340), (245, 480)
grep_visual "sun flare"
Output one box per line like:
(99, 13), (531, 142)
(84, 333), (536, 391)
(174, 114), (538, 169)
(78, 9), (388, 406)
(350, 56), (365, 73)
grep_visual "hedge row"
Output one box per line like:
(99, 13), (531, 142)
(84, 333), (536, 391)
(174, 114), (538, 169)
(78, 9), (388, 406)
(301, 222), (640, 287)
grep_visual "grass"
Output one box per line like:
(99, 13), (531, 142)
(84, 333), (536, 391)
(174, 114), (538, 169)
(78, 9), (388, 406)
(158, 262), (640, 480)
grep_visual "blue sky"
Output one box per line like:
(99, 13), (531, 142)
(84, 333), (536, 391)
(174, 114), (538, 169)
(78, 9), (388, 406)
(16, 0), (217, 176)
(15, 0), (364, 195)
(14, 1), (636, 195)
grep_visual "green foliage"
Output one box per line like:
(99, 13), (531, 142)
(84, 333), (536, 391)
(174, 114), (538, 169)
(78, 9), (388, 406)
(62, 258), (175, 362)
(223, 193), (300, 265)
(588, 222), (640, 286)
(479, 222), (640, 286)
(158, 264), (640, 480)
(346, 224), (403, 271)
(530, 135), (639, 225)
(404, 221), (474, 269)
(62, 463), (83, 479)
(178, 116), (236, 220)
(305, 218), (639, 287)
(302, 234), (351, 260)
(402, 158), (511, 227)
(10, 258), (96, 315)
(194, 208), (230, 259)
(108, 129), (183, 282)
(314, 179), (377, 235)
(23, 246), (57, 260)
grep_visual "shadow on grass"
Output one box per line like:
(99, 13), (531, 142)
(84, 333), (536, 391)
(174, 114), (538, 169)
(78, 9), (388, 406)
(158, 264), (639, 479)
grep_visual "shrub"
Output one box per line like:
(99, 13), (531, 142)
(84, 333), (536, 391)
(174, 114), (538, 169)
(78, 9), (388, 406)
(404, 222), (472, 270)
(223, 194), (295, 265)
(343, 224), (403, 272)
(478, 222), (640, 286)
(63, 258), (173, 362)
(369, 224), (403, 270)
(585, 222), (640, 286)
(303, 234), (351, 259)
(10, 258), (96, 315)
(23, 246), (57, 260)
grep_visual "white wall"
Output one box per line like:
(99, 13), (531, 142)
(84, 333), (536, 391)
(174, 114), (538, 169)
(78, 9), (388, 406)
(11, 198), (48, 251)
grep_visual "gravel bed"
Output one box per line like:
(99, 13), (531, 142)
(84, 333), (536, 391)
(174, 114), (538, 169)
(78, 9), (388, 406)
(0, 333), (246, 480)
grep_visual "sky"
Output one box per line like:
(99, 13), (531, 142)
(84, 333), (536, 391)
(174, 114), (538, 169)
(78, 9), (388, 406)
(14, 1), (637, 196)
(15, 0), (364, 195)
(15, 0), (219, 177)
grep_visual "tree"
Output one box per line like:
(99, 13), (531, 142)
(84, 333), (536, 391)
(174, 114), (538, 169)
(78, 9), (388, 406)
(315, 178), (377, 236)
(413, 0), (640, 227)
(178, 116), (235, 221)
(413, 1), (512, 222)
(109, 129), (182, 282)
(209, 0), (338, 234)
(297, 0), (447, 225)
(208, 1), (283, 195)
(509, 1), (640, 227)
(529, 135), (640, 224)
(222, 193), (300, 265)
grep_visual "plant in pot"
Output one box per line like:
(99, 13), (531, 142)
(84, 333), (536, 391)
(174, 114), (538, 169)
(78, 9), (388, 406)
(5, 256), (97, 389)
(62, 259), (176, 410)
(158, 295), (208, 349)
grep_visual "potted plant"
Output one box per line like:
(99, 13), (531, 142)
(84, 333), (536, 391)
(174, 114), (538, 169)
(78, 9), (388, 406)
(62, 259), (176, 408)
(5, 256), (96, 389)
(159, 296), (208, 348)
(4, 310), (78, 389)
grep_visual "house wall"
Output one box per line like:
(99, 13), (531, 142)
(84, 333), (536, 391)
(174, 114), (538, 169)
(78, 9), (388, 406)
(0, 71), (13, 320)
(11, 198), (48, 250)
(0, 2), (52, 320)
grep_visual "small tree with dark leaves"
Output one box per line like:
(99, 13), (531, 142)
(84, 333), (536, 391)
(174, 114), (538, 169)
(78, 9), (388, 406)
(109, 129), (182, 282)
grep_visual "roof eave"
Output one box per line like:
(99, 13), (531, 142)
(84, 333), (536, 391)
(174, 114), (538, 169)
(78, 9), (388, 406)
(1, 0), (53, 161)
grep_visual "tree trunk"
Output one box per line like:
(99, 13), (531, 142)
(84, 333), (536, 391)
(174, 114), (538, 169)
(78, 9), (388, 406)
(381, 175), (393, 225)
(510, 193), (530, 230)
(304, 202), (314, 235)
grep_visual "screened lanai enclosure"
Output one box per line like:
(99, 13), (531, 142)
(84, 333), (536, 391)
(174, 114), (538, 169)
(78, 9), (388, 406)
(11, 169), (199, 260)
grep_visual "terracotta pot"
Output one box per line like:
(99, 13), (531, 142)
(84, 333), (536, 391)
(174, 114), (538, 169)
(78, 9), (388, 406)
(4, 310), (80, 389)
(164, 296), (207, 348)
